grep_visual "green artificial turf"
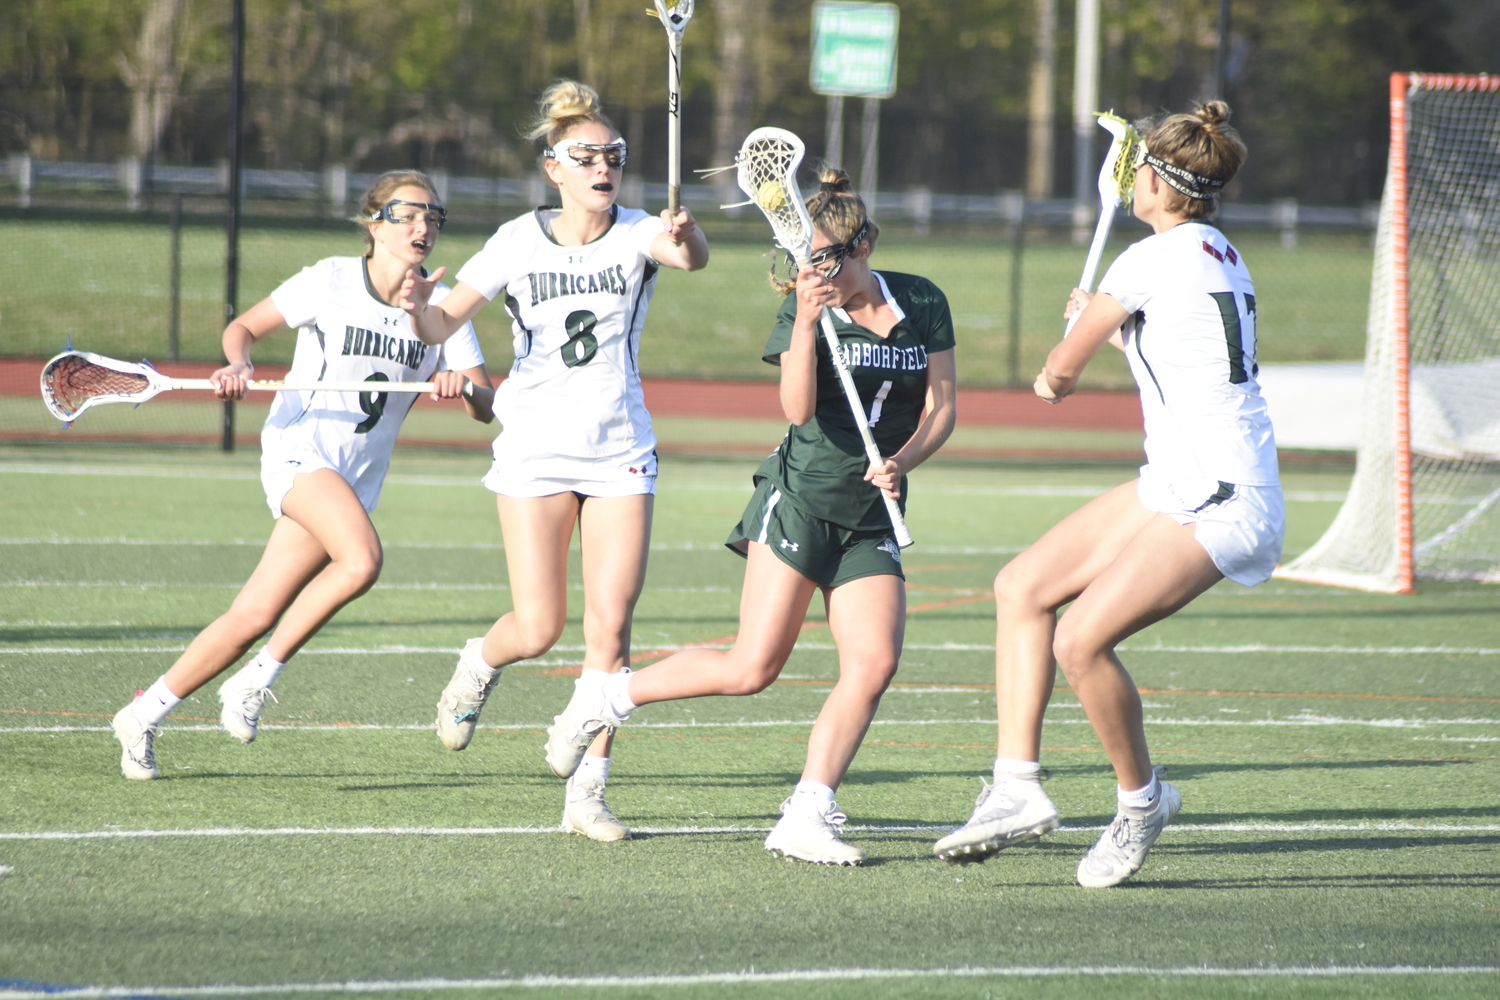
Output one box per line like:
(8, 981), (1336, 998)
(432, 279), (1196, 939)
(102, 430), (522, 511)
(2, 446), (1497, 998)
(1, 218), (1373, 389)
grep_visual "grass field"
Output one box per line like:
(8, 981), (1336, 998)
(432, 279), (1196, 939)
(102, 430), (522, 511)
(2, 442), (1498, 999)
(1, 216), (1374, 389)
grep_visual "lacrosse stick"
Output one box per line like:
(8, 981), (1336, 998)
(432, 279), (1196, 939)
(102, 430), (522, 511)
(40, 350), (470, 423)
(649, 0), (695, 214)
(1064, 112), (1142, 336)
(734, 127), (913, 549)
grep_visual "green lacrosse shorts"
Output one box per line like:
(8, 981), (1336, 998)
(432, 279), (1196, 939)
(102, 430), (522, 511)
(725, 477), (905, 588)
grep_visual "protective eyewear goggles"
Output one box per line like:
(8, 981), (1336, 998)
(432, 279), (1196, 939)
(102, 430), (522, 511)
(785, 220), (870, 281)
(371, 199), (446, 229)
(545, 139), (629, 169)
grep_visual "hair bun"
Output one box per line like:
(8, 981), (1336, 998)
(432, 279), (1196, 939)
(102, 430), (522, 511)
(543, 80), (601, 124)
(817, 167), (853, 193)
(1196, 100), (1231, 127)
(526, 79), (610, 141)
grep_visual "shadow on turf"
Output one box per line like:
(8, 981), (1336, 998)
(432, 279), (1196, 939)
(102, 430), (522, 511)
(1144, 869), (1500, 889)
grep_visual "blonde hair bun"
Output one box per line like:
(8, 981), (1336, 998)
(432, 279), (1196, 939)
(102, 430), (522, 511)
(526, 80), (614, 144)
(1196, 100), (1231, 127)
(817, 167), (854, 194)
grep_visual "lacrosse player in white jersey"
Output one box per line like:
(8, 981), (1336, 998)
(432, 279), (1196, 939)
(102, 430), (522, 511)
(111, 170), (493, 780)
(935, 102), (1283, 887)
(402, 81), (709, 842)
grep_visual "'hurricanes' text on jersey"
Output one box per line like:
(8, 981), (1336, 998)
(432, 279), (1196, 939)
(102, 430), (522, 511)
(456, 206), (663, 495)
(1097, 221), (1277, 487)
(757, 271), (956, 532)
(264, 256), (484, 511)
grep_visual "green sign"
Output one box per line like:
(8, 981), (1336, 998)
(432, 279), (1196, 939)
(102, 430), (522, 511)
(810, 2), (899, 98)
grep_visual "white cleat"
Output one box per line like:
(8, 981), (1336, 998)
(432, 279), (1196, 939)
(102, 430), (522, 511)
(561, 772), (629, 842)
(764, 796), (866, 866)
(543, 671), (629, 779)
(933, 773), (1061, 863)
(111, 706), (159, 780)
(436, 637), (504, 751)
(1077, 777), (1182, 888)
(218, 677), (277, 744)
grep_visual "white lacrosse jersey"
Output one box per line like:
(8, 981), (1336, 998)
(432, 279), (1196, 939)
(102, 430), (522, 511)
(1097, 222), (1278, 487)
(262, 256), (485, 510)
(455, 206), (663, 496)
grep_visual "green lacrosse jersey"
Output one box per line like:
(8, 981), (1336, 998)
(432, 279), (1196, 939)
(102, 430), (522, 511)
(755, 270), (955, 532)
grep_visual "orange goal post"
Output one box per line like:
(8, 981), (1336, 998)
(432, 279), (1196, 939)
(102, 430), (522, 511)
(1277, 73), (1500, 592)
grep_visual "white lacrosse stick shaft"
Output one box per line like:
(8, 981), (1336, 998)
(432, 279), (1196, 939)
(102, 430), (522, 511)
(1064, 114), (1135, 336)
(812, 304), (914, 548)
(652, 0), (694, 214)
(734, 127), (913, 548)
(39, 350), (470, 423)
(151, 378), (452, 394)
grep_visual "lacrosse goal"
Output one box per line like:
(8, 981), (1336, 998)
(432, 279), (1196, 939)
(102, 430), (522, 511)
(1277, 73), (1500, 592)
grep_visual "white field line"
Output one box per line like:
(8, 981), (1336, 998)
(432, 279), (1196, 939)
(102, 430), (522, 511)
(0, 967), (1496, 1000)
(0, 582), (732, 594)
(4, 642), (1499, 656)
(0, 465), (1349, 501)
(5, 714), (1498, 736)
(4, 820), (1499, 844)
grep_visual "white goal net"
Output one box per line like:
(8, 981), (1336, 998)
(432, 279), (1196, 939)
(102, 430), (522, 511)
(1277, 73), (1500, 592)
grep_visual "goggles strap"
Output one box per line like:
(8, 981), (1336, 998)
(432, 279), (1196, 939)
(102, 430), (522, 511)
(1142, 153), (1225, 201)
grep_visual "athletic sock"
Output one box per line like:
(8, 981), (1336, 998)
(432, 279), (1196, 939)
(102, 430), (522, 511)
(461, 639), (499, 677)
(134, 677), (181, 727)
(792, 780), (836, 810)
(1118, 774), (1160, 810)
(601, 668), (636, 720)
(993, 757), (1042, 784)
(575, 755), (610, 783)
(234, 649), (286, 690)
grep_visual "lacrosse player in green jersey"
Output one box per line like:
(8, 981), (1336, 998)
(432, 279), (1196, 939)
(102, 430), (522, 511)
(544, 168), (957, 865)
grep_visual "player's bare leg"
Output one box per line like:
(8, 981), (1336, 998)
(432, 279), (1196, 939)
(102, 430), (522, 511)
(161, 470), (379, 698)
(545, 493), (652, 839)
(937, 480), (1151, 859)
(113, 470), (381, 774)
(437, 492), (576, 750)
(799, 573), (904, 789)
(992, 480), (1154, 762)
(1053, 512), (1221, 788)
(626, 542), (815, 704)
(487, 492), (579, 664)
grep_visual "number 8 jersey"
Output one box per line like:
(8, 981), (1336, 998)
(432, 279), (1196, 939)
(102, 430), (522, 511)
(456, 206), (664, 498)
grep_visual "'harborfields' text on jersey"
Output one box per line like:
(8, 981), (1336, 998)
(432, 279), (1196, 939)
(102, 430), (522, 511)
(758, 271), (956, 532)
(1097, 222), (1277, 487)
(457, 206), (662, 490)
(264, 256), (484, 510)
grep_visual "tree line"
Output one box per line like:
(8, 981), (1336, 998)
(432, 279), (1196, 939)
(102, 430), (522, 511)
(2, 0), (1495, 205)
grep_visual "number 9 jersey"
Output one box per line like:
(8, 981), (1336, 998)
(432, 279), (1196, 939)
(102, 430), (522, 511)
(261, 256), (485, 518)
(456, 206), (664, 498)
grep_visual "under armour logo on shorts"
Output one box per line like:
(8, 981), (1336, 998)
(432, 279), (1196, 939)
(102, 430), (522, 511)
(780, 538), (800, 552)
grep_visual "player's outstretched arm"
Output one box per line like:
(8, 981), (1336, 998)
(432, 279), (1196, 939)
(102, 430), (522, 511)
(211, 297), (288, 400)
(401, 271), (488, 346)
(429, 365), (496, 424)
(867, 348), (957, 500)
(650, 207), (709, 271)
(1038, 292), (1129, 403)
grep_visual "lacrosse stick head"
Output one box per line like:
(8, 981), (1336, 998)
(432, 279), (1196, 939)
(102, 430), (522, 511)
(39, 351), (166, 422)
(651, 0), (694, 34)
(736, 127), (815, 265)
(1096, 112), (1143, 208)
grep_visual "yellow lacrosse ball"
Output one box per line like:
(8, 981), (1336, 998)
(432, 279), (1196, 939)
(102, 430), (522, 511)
(756, 180), (788, 211)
